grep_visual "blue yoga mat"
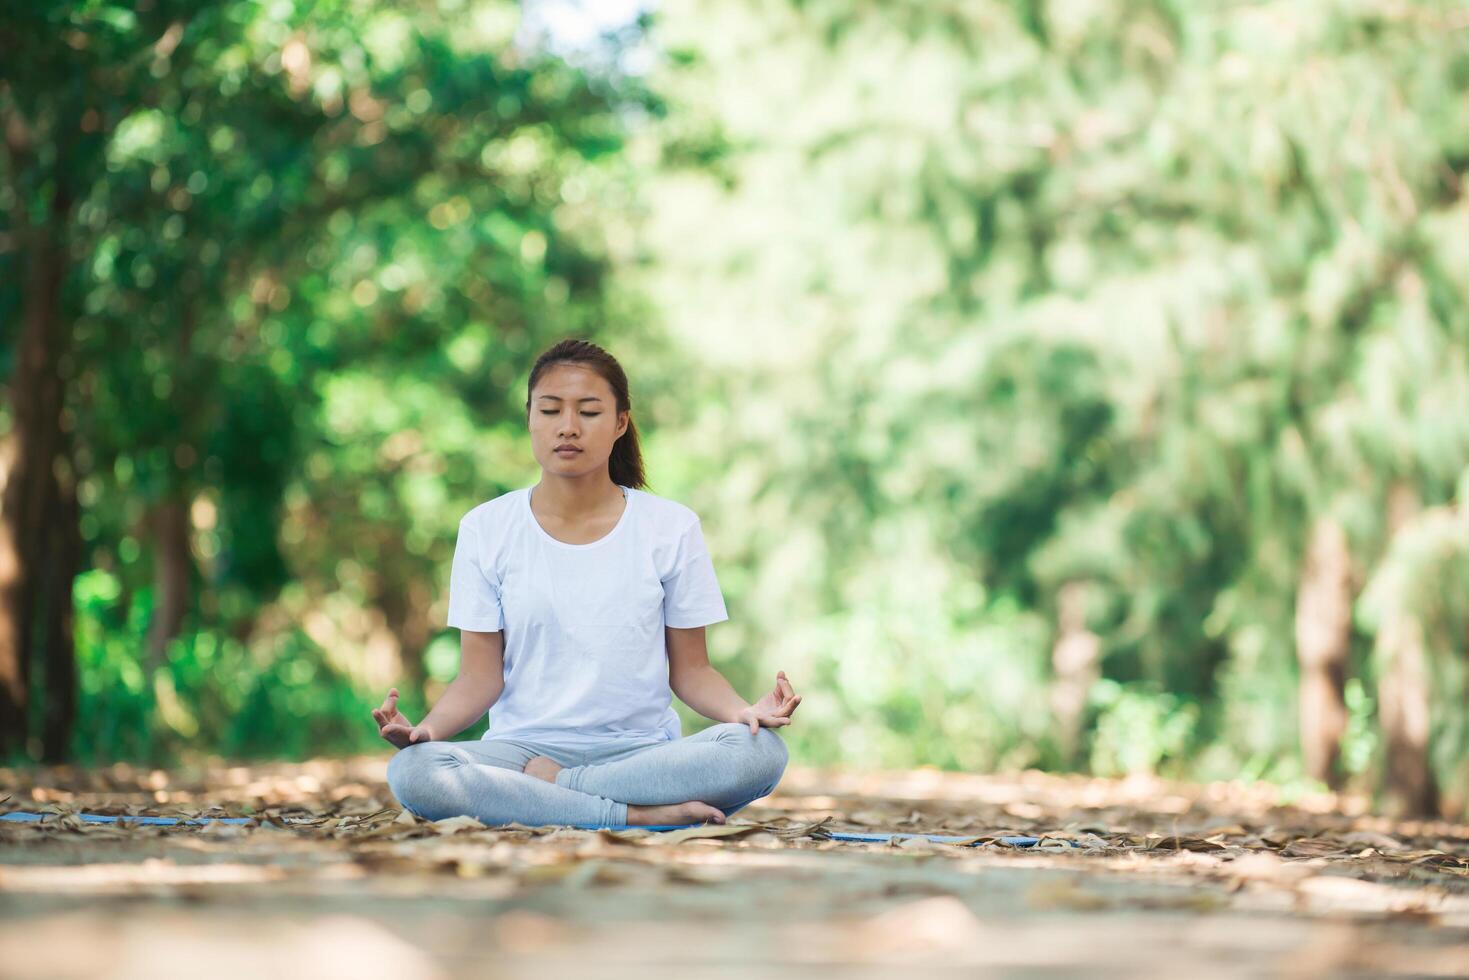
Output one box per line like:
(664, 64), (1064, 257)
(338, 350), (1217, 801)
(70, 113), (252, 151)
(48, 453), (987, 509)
(823, 830), (1054, 847)
(0, 810), (1057, 846)
(2, 811), (228, 827)
(0, 811), (697, 831)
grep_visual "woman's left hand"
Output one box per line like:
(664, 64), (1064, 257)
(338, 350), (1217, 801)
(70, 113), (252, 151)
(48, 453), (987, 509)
(736, 670), (802, 735)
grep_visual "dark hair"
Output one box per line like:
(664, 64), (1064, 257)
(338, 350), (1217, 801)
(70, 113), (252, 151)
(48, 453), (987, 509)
(525, 338), (648, 490)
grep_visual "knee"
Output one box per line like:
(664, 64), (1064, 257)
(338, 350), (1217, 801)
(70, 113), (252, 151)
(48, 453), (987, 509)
(386, 741), (441, 809)
(754, 727), (789, 784)
(717, 723), (788, 786)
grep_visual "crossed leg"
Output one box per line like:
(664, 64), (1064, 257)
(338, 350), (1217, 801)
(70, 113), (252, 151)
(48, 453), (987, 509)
(386, 725), (790, 828)
(385, 738), (631, 828)
(553, 723), (790, 816)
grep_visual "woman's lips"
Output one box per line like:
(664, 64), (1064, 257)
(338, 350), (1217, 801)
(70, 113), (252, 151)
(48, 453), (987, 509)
(555, 448), (582, 456)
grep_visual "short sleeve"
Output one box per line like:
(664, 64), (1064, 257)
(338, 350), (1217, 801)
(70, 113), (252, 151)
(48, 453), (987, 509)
(662, 518), (729, 629)
(446, 517), (504, 631)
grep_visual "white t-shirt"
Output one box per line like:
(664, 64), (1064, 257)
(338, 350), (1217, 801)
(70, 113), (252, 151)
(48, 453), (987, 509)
(446, 484), (729, 750)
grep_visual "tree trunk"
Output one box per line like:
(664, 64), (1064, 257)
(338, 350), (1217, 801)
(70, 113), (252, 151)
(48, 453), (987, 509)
(144, 294), (199, 678)
(1295, 516), (1352, 787)
(145, 493), (194, 678)
(40, 449), (81, 762)
(1050, 580), (1099, 767)
(0, 158), (74, 760)
(1378, 611), (1437, 817)
(379, 576), (431, 701)
(0, 430), (29, 757)
(1377, 483), (1438, 817)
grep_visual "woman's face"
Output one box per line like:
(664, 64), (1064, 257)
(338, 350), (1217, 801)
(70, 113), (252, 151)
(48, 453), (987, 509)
(528, 362), (628, 478)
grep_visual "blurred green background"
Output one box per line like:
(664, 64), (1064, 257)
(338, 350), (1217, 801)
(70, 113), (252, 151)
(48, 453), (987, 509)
(3, 0), (1468, 818)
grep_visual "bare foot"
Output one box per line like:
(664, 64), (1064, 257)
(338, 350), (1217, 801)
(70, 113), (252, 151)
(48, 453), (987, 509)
(523, 755), (563, 783)
(625, 801), (726, 826)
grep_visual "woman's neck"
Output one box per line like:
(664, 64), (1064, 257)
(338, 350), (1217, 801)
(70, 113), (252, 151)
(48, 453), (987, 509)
(530, 474), (624, 519)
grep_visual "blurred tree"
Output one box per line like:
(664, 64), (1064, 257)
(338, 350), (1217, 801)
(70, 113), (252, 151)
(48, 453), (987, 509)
(1295, 517), (1352, 787)
(1, 0), (646, 762)
(639, 0), (1469, 809)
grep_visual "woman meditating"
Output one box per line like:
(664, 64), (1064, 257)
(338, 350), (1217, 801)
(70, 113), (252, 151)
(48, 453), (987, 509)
(379, 338), (801, 828)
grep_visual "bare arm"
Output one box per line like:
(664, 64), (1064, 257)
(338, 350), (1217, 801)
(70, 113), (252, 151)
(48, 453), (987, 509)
(419, 628), (506, 740)
(666, 625), (751, 723)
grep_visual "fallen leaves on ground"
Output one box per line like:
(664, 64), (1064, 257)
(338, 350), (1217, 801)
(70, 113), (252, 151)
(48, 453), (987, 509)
(1, 756), (1466, 902)
(3, 759), (1469, 978)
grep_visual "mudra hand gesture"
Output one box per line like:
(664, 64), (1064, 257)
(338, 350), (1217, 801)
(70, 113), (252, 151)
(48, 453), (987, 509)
(735, 670), (802, 735)
(372, 687), (435, 749)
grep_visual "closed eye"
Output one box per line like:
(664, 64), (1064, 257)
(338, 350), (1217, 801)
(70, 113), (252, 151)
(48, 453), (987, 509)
(540, 410), (601, 416)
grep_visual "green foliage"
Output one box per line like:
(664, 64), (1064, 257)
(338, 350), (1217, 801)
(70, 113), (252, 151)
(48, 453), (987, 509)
(3, 0), (647, 764)
(637, 0), (1469, 808)
(73, 571), (156, 763)
(1088, 680), (1199, 779)
(1341, 678), (1379, 778)
(218, 631), (383, 761)
(71, 569), (385, 765)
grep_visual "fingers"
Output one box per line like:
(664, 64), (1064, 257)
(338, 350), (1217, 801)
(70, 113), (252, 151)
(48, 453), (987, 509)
(777, 671), (794, 700)
(774, 694), (801, 717)
(743, 703), (798, 733)
(381, 723), (432, 749)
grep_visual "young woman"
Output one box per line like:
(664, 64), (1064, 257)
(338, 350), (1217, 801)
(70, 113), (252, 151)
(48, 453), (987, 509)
(377, 339), (801, 828)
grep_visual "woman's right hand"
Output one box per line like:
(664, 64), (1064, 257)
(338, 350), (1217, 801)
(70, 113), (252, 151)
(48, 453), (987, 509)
(372, 688), (435, 749)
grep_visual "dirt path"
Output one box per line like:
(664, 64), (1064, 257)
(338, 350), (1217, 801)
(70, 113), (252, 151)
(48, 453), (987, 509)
(2, 758), (1466, 977)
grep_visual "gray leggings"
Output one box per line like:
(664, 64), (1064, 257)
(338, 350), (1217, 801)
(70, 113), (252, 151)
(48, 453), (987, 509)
(385, 722), (790, 828)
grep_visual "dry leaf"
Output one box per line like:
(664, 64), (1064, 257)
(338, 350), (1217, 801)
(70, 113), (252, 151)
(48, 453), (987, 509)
(57, 813), (87, 832)
(1199, 824), (1249, 837)
(197, 819), (249, 838)
(1283, 838), (1347, 858)
(770, 816), (833, 840)
(647, 822), (766, 845)
(595, 827), (651, 845)
(1033, 837), (1082, 852)
(892, 835), (951, 854)
(429, 815), (489, 835)
(1338, 831), (1407, 852)
(1073, 833), (1113, 851)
